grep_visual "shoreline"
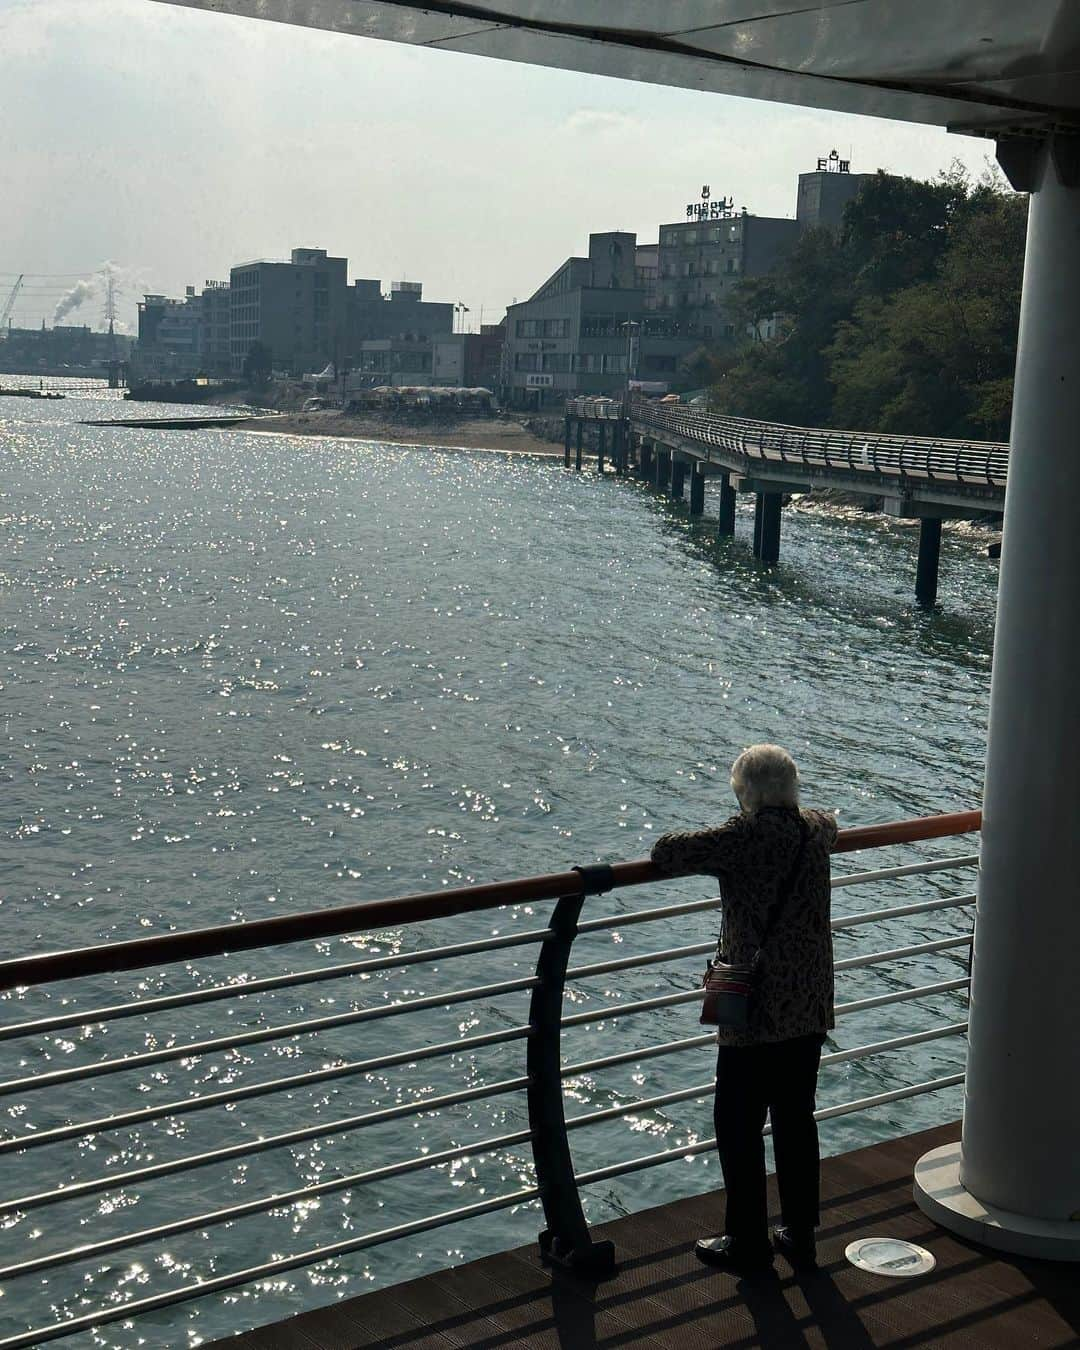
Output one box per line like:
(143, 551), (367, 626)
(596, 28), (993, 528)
(235, 411), (567, 457)
(226, 414), (999, 545)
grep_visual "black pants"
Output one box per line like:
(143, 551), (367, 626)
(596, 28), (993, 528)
(713, 1033), (825, 1251)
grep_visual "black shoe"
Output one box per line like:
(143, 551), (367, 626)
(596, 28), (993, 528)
(694, 1234), (774, 1275)
(772, 1225), (817, 1270)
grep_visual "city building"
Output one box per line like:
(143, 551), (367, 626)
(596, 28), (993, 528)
(503, 231), (694, 408)
(432, 325), (505, 390)
(654, 191), (800, 343)
(229, 247), (348, 375)
(199, 281), (231, 377)
(345, 338), (434, 389)
(635, 242), (659, 290)
(131, 288), (204, 379)
(502, 160), (881, 406)
(129, 283), (233, 381)
(796, 150), (878, 230)
(346, 279), (453, 353)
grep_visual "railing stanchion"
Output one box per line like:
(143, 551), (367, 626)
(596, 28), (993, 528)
(527, 872), (616, 1277)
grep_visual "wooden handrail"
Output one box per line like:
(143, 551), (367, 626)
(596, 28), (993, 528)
(0, 810), (981, 993)
(834, 809), (981, 854)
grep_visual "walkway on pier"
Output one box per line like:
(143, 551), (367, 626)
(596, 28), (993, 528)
(565, 400), (1007, 605)
(0, 378), (118, 394)
(218, 1122), (1079, 1349)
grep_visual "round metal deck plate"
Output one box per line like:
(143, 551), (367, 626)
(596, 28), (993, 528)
(845, 1237), (936, 1278)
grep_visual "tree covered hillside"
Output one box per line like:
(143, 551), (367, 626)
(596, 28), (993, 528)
(713, 168), (1027, 442)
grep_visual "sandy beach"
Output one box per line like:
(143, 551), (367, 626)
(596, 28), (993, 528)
(239, 409), (567, 456)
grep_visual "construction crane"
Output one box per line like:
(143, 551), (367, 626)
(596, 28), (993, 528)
(0, 274), (24, 337)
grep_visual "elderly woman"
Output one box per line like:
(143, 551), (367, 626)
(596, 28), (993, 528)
(650, 744), (837, 1275)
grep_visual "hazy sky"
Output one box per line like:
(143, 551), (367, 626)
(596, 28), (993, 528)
(2, 0), (1002, 332)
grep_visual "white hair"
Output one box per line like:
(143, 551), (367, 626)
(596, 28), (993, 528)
(731, 744), (800, 813)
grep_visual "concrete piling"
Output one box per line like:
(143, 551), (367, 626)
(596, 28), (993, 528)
(915, 516), (942, 605)
(717, 473), (736, 537)
(754, 491), (782, 562)
(689, 467), (705, 516)
(670, 458), (687, 502)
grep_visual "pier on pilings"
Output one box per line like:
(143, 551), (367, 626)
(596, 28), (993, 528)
(654, 449), (670, 492)
(597, 422), (607, 475)
(563, 417), (572, 469)
(575, 418), (584, 471)
(638, 440), (653, 480)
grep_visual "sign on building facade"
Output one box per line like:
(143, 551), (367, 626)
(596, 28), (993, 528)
(686, 185), (737, 220)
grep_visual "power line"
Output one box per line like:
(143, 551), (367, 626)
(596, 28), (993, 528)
(0, 270), (96, 278)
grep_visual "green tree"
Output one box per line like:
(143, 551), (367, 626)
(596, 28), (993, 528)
(715, 225), (851, 424)
(243, 341), (273, 387)
(712, 169), (1026, 440)
(840, 168), (965, 296)
(827, 190), (1026, 438)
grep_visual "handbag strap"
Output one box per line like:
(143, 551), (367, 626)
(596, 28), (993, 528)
(716, 812), (812, 961)
(755, 813), (811, 952)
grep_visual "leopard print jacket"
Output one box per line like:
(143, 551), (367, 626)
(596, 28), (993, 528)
(650, 806), (838, 1047)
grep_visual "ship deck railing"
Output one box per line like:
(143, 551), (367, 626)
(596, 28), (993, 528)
(0, 808), (980, 1348)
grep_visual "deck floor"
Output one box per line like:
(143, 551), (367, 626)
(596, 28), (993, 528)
(215, 1124), (1080, 1349)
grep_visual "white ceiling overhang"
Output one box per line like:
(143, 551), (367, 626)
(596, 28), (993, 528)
(153, 1), (1080, 136)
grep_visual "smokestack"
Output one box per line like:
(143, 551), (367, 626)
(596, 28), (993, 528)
(53, 278), (96, 324)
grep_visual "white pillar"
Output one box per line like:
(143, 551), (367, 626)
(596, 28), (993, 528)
(914, 139), (1080, 1259)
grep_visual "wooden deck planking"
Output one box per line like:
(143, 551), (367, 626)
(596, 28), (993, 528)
(214, 1123), (1080, 1349)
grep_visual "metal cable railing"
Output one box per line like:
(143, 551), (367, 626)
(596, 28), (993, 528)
(0, 809), (979, 1348)
(566, 397), (1009, 490)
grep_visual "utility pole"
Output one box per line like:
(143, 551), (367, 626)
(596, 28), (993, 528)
(0, 275), (24, 336)
(102, 268), (125, 389)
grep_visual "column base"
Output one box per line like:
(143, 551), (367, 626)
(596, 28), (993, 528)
(914, 1142), (1080, 1262)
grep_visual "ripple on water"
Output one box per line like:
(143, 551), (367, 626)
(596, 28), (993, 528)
(0, 395), (992, 1344)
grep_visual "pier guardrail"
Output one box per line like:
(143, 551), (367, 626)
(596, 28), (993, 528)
(0, 809), (980, 1346)
(567, 398), (1009, 488)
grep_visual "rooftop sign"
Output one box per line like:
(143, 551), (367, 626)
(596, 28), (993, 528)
(686, 185), (737, 221)
(817, 149), (851, 173)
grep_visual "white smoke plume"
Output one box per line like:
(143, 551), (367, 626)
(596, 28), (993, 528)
(53, 278), (97, 324)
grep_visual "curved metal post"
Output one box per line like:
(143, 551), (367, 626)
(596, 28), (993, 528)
(527, 881), (616, 1277)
